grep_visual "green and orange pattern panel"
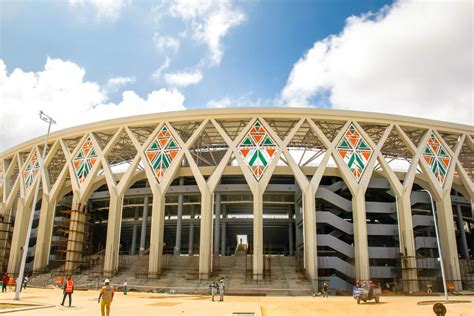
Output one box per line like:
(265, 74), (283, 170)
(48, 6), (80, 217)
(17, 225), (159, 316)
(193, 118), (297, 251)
(23, 150), (40, 189)
(238, 120), (278, 180)
(145, 125), (180, 183)
(336, 123), (373, 182)
(422, 133), (451, 184)
(73, 136), (98, 185)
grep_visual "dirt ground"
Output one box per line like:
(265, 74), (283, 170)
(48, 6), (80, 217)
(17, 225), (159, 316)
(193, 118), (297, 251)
(0, 288), (472, 315)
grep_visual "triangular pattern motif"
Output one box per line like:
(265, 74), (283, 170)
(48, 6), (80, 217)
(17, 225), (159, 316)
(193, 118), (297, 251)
(422, 133), (451, 184)
(336, 123), (373, 182)
(238, 120), (279, 180)
(72, 136), (98, 185)
(144, 125), (181, 183)
(23, 150), (40, 190)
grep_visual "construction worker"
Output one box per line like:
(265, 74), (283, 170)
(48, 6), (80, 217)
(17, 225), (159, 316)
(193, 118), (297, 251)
(322, 281), (329, 298)
(122, 280), (128, 295)
(209, 281), (217, 301)
(219, 279), (225, 302)
(60, 275), (74, 307)
(98, 279), (115, 316)
(2, 273), (8, 293)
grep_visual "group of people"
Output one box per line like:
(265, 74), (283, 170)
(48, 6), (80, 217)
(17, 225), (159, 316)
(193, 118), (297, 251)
(1, 272), (29, 293)
(209, 279), (225, 302)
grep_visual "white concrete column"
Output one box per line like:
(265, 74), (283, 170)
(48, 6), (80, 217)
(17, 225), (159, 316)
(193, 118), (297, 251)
(174, 178), (184, 256)
(8, 198), (29, 275)
(104, 191), (124, 277)
(148, 193), (166, 278)
(188, 207), (195, 256)
(303, 189), (317, 281)
(253, 190), (263, 281)
(352, 190), (370, 281)
(199, 189), (213, 279)
(288, 207), (294, 257)
(435, 194), (462, 290)
(397, 193), (419, 292)
(220, 205), (227, 256)
(214, 192), (221, 255)
(139, 195), (149, 255)
(33, 194), (56, 273)
(130, 224), (138, 256)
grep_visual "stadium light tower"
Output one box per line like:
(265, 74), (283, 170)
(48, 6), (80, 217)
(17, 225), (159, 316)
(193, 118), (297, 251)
(421, 189), (448, 302)
(14, 111), (56, 300)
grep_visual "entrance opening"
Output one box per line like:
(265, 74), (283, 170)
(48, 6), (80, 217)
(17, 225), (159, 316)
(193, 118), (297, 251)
(236, 234), (248, 246)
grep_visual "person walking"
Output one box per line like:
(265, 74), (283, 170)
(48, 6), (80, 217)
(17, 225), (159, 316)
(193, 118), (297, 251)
(122, 280), (127, 295)
(2, 273), (9, 293)
(23, 275), (29, 290)
(218, 279), (225, 302)
(209, 281), (217, 301)
(98, 279), (115, 316)
(60, 276), (74, 307)
(322, 281), (329, 298)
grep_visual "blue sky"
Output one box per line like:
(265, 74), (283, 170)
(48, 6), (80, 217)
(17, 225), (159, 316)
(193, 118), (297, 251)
(0, 0), (472, 151)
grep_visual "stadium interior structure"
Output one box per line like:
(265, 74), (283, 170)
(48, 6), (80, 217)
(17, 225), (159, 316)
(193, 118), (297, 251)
(0, 108), (472, 294)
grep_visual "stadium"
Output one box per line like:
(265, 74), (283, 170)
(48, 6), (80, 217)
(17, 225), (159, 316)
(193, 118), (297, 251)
(0, 108), (472, 294)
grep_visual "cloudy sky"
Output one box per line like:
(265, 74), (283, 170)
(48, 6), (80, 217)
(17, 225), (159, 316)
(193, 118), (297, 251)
(1, 0), (472, 152)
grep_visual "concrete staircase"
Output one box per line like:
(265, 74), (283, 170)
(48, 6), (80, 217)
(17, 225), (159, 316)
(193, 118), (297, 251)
(29, 255), (314, 296)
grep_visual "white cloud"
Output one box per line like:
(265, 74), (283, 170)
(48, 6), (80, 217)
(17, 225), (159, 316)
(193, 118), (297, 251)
(281, 0), (473, 125)
(152, 57), (171, 81)
(68, 0), (129, 21)
(105, 76), (135, 92)
(169, 0), (246, 66)
(153, 32), (180, 52)
(0, 58), (186, 152)
(164, 70), (202, 87)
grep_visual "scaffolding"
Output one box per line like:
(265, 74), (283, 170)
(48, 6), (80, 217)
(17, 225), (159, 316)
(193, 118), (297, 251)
(0, 214), (14, 272)
(49, 209), (94, 275)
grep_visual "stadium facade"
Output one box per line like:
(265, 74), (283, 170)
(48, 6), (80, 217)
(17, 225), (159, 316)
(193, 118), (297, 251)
(0, 108), (472, 292)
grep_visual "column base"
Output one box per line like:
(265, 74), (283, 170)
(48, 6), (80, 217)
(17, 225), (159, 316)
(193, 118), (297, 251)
(148, 272), (160, 279)
(199, 272), (210, 280)
(253, 273), (263, 281)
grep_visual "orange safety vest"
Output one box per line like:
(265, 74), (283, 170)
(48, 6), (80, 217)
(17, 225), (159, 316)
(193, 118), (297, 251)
(65, 280), (74, 293)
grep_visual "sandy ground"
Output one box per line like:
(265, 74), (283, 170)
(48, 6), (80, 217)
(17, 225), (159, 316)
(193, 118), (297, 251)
(0, 288), (472, 315)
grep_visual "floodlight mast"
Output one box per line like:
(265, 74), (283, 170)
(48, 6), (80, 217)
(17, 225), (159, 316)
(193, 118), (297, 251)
(14, 111), (56, 300)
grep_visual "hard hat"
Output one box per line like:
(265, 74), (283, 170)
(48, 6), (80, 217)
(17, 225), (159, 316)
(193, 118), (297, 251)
(104, 279), (110, 284)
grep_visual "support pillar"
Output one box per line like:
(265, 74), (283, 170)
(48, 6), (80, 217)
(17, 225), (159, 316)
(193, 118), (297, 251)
(8, 198), (29, 275)
(130, 224), (138, 256)
(253, 190), (263, 281)
(174, 178), (184, 256)
(352, 191), (370, 281)
(188, 207), (195, 256)
(139, 195), (149, 255)
(214, 193), (221, 255)
(288, 207), (294, 257)
(303, 189), (317, 282)
(148, 193), (165, 278)
(33, 194), (56, 273)
(104, 192), (124, 277)
(436, 194), (462, 290)
(220, 205), (227, 256)
(65, 197), (86, 274)
(199, 189), (213, 279)
(455, 199), (469, 259)
(397, 193), (419, 292)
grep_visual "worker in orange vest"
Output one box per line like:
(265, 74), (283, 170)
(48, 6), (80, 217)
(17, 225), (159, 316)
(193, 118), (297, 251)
(60, 275), (74, 307)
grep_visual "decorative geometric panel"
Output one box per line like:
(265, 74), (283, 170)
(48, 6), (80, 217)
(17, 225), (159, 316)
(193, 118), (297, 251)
(145, 125), (180, 183)
(238, 120), (279, 180)
(422, 133), (451, 184)
(23, 150), (40, 190)
(336, 123), (373, 182)
(72, 136), (98, 185)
